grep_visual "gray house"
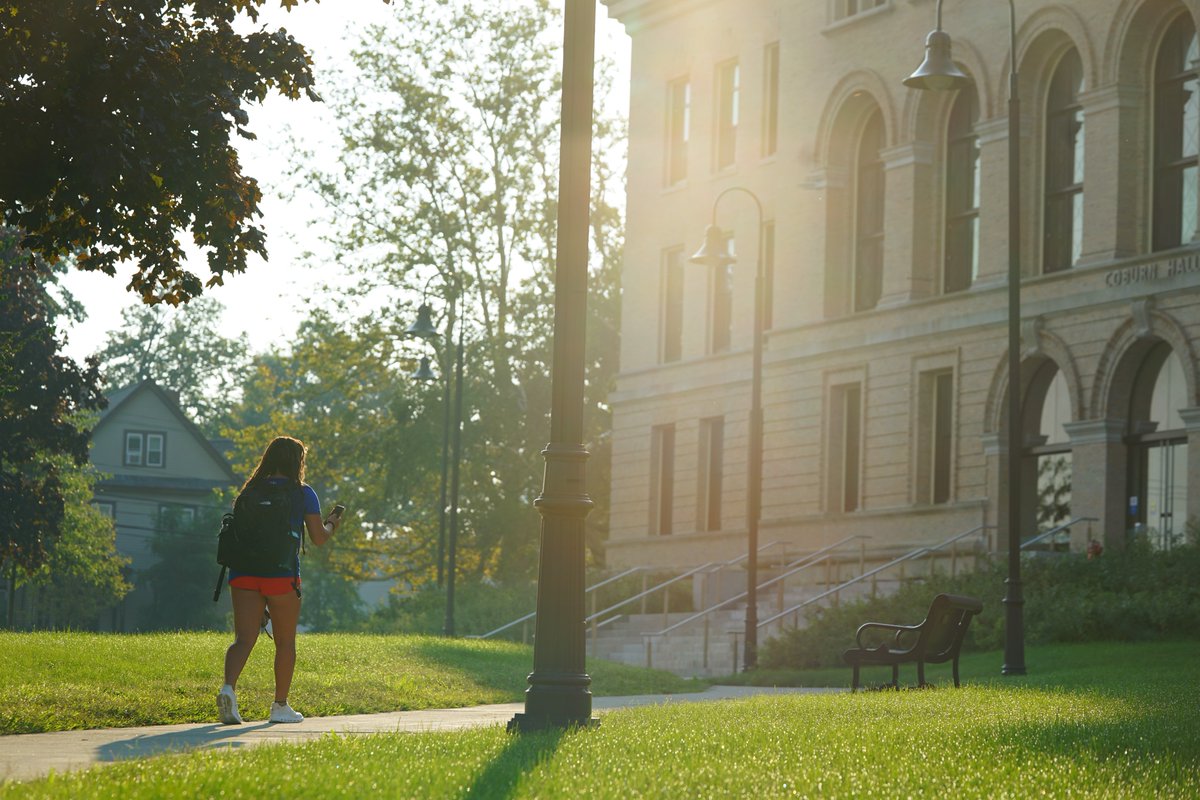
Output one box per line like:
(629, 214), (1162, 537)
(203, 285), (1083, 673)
(91, 380), (237, 630)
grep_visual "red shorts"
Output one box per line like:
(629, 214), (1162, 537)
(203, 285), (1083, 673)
(228, 576), (300, 596)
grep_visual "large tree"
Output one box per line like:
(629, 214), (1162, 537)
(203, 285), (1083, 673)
(292, 0), (624, 585)
(0, 228), (106, 575)
(0, 0), (323, 304)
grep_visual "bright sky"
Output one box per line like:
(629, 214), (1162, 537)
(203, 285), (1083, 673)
(59, 0), (630, 362)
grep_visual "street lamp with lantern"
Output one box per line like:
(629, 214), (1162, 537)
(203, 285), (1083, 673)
(905, 0), (1027, 675)
(404, 294), (467, 638)
(689, 185), (766, 672)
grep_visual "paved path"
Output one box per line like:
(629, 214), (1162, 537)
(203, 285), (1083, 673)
(0, 686), (841, 784)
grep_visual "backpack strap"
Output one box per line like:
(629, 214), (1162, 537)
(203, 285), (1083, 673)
(212, 565), (227, 602)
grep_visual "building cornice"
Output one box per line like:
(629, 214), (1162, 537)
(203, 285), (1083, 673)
(603, 0), (723, 35)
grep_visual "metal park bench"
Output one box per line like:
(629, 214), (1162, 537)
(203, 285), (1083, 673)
(842, 593), (983, 691)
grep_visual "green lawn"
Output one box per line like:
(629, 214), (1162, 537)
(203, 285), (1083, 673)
(0, 632), (703, 734)
(5, 640), (1198, 798)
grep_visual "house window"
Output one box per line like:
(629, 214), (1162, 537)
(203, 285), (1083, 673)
(715, 60), (740, 170)
(829, 383), (862, 512)
(1153, 14), (1199, 251)
(662, 247), (685, 363)
(763, 222), (776, 330)
(93, 501), (115, 518)
(1044, 48), (1084, 272)
(649, 424), (676, 535)
(944, 88), (980, 293)
(697, 417), (724, 532)
(834, 0), (886, 22)
(917, 370), (955, 504)
(124, 431), (165, 468)
(666, 77), (691, 185)
(854, 110), (885, 312)
(762, 43), (780, 157)
(159, 504), (197, 530)
(710, 235), (734, 353)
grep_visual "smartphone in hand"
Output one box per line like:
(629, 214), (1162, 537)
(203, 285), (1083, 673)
(327, 504), (346, 524)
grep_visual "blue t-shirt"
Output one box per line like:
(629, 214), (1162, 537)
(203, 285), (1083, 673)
(228, 479), (321, 579)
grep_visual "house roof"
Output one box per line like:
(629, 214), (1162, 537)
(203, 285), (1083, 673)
(94, 379), (238, 484)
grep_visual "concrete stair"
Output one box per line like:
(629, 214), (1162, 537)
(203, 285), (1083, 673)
(586, 575), (912, 677)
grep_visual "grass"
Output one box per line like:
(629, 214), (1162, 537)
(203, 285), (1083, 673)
(0, 632), (703, 734)
(5, 640), (1198, 798)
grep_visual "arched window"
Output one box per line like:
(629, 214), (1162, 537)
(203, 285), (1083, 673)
(1044, 49), (1084, 272)
(854, 110), (884, 312)
(1153, 15), (1199, 252)
(944, 89), (980, 293)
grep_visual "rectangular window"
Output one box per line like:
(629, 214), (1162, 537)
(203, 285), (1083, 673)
(829, 383), (862, 512)
(92, 501), (115, 519)
(762, 43), (779, 158)
(715, 60), (740, 170)
(649, 424), (676, 535)
(159, 504), (196, 532)
(917, 370), (955, 504)
(146, 433), (165, 467)
(124, 430), (166, 468)
(710, 234), (734, 354)
(763, 222), (776, 330)
(666, 78), (691, 185)
(835, 0), (886, 21)
(697, 417), (724, 531)
(124, 432), (143, 466)
(662, 247), (685, 363)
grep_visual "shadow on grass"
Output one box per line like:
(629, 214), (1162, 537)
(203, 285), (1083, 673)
(460, 728), (564, 800)
(95, 723), (273, 763)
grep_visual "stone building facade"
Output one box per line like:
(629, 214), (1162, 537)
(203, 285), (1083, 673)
(601, 0), (1200, 569)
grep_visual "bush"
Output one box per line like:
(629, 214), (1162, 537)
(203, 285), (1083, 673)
(759, 541), (1200, 670)
(366, 580), (539, 637)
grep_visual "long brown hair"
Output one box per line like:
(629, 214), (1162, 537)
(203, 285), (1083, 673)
(242, 436), (306, 491)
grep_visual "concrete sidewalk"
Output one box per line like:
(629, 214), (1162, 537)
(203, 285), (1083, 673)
(0, 685), (841, 784)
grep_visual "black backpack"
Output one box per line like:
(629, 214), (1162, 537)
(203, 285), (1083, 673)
(212, 481), (304, 601)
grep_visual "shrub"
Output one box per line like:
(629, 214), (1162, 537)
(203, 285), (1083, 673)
(759, 541), (1200, 670)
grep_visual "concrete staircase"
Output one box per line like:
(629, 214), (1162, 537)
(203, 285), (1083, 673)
(586, 568), (928, 677)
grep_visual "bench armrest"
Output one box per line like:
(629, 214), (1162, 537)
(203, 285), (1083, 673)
(855, 621), (921, 649)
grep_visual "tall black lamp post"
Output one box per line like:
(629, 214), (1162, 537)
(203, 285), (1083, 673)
(406, 296), (467, 638)
(508, 0), (597, 732)
(905, 0), (1026, 675)
(689, 187), (766, 672)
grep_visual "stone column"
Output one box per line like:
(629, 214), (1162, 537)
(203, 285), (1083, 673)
(973, 117), (1014, 286)
(981, 432), (1004, 553)
(878, 142), (936, 306)
(1064, 419), (1128, 552)
(1076, 85), (1147, 266)
(1177, 407), (1200, 544)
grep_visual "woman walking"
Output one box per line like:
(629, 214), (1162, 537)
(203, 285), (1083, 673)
(217, 436), (341, 724)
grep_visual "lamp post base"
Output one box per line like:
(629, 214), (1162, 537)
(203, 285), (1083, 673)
(507, 714), (600, 734)
(508, 671), (599, 732)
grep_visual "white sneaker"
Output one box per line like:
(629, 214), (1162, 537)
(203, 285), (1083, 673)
(217, 685), (242, 725)
(269, 701), (304, 723)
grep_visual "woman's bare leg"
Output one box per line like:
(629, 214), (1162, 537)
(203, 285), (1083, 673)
(264, 591), (301, 703)
(224, 588), (266, 688)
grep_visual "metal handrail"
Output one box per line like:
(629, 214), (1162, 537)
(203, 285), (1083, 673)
(470, 566), (643, 639)
(757, 524), (993, 630)
(1020, 516), (1098, 550)
(583, 539), (785, 626)
(583, 562), (714, 623)
(647, 534), (870, 639)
